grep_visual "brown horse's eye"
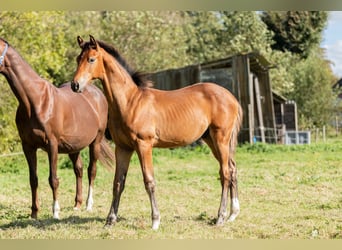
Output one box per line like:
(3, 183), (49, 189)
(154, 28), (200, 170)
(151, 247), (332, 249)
(88, 57), (96, 63)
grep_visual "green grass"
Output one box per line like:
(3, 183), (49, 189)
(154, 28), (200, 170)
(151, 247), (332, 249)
(0, 141), (341, 239)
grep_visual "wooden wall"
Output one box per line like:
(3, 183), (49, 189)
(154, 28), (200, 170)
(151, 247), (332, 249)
(148, 53), (279, 144)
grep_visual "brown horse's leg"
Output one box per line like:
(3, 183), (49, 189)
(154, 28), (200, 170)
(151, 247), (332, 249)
(69, 152), (83, 210)
(22, 144), (39, 219)
(106, 146), (133, 226)
(86, 141), (100, 211)
(135, 141), (160, 230)
(48, 140), (60, 219)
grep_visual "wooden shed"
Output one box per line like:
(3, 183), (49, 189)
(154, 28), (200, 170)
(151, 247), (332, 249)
(147, 52), (280, 144)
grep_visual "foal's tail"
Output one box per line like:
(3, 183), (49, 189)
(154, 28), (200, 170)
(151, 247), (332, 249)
(98, 139), (115, 172)
(229, 102), (243, 157)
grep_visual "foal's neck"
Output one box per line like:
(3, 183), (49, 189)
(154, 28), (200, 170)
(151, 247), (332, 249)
(102, 52), (139, 116)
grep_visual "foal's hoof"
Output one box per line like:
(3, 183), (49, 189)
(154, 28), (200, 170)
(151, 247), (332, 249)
(227, 212), (239, 222)
(86, 205), (93, 212)
(216, 216), (225, 226)
(104, 222), (113, 229)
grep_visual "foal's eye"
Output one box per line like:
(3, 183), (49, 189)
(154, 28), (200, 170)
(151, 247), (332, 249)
(88, 57), (96, 63)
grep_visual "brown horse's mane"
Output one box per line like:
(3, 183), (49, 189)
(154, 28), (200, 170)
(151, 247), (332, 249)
(87, 40), (152, 87)
(0, 38), (8, 44)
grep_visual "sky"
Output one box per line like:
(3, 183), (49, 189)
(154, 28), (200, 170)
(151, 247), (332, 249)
(322, 11), (342, 78)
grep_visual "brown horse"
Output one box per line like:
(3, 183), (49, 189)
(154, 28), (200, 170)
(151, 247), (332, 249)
(71, 35), (242, 230)
(0, 38), (115, 219)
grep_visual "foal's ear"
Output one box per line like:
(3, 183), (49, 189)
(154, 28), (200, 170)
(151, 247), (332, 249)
(89, 35), (98, 50)
(77, 36), (84, 48)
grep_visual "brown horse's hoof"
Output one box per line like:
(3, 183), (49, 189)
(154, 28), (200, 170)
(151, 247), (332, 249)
(30, 213), (38, 219)
(105, 214), (117, 227)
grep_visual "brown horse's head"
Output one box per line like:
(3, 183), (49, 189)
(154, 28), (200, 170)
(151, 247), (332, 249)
(0, 38), (9, 70)
(71, 35), (104, 92)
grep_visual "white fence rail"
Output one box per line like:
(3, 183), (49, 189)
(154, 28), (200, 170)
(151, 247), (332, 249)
(245, 126), (328, 145)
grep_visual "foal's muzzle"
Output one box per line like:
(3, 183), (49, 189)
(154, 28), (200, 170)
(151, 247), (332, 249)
(71, 80), (80, 92)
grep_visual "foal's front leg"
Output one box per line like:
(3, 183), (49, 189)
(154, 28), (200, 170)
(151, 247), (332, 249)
(136, 141), (160, 230)
(106, 147), (133, 226)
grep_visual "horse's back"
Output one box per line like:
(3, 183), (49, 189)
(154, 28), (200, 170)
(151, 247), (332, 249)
(58, 82), (108, 116)
(143, 82), (240, 147)
(53, 83), (108, 151)
(151, 82), (239, 116)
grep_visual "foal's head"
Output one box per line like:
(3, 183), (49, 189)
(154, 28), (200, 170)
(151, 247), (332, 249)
(71, 35), (153, 93)
(71, 35), (103, 92)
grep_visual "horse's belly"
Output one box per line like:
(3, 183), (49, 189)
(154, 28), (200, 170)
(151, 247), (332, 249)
(58, 133), (96, 153)
(154, 122), (207, 148)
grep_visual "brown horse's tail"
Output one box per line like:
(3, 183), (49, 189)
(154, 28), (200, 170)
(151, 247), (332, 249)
(98, 139), (115, 172)
(229, 102), (243, 157)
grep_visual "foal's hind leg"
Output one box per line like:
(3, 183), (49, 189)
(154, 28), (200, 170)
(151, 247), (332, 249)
(203, 129), (231, 226)
(69, 152), (83, 210)
(228, 158), (240, 222)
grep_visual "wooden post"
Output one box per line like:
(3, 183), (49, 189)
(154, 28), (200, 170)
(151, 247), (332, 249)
(254, 76), (265, 143)
(281, 124), (286, 144)
(248, 71), (254, 144)
(248, 104), (254, 144)
(315, 128), (319, 143)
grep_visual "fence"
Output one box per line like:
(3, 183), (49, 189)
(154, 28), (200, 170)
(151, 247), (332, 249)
(244, 126), (328, 145)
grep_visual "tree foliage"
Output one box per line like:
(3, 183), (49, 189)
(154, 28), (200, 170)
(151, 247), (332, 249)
(185, 11), (273, 63)
(0, 11), (336, 152)
(261, 11), (328, 59)
(99, 11), (191, 72)
(288, 48), (336, 127)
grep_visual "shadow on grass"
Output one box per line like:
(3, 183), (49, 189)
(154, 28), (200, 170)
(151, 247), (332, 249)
(0, 202), (105, 230)
(0, 215), (104, 230)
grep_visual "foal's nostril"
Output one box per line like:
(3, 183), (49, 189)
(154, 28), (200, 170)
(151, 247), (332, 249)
(71, 80), (79, 92)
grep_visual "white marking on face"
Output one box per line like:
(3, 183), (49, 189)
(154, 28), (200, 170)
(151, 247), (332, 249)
(78, 74), (90, 91)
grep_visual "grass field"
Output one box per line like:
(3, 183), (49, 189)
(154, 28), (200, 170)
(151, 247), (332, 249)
(0, 140), (341, 239)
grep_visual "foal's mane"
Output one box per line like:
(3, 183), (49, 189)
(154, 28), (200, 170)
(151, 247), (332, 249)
(87, 40), (152, 87)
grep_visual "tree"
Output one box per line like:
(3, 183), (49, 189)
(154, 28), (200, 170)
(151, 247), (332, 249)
(0, 11), (336, 152)
(185, 11), (273, 63)
(289, 47), (336, 127)
(261, 11), (328, 59)
(99, 11), (191, 72)
(0, 12), (71, 84)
